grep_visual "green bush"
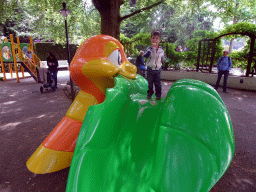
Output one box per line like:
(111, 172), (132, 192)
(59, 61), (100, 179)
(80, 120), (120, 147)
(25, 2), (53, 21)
(182, 51), (198, 67)
(120, 33), (152, 58)
(230, 51), (250, 70)
(120, 34), (132, 44)
(34, 42), (78, 61)
(185, 30), (223, 68)
(132, 33), (151, 46)
(165, 43), (183, 66)
(241, 37), (256, 71)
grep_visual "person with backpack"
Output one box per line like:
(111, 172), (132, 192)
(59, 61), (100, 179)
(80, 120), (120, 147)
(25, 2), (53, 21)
(46, 52), (59, 89)
(214, 50), (232, 93)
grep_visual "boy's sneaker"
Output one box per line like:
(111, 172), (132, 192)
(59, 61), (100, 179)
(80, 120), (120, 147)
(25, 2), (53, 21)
(147, 96), (152, 99)
(156, 97), (161, 100)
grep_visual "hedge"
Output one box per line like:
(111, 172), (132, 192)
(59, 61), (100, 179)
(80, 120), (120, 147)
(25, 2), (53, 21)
(34, 42), (78, 61)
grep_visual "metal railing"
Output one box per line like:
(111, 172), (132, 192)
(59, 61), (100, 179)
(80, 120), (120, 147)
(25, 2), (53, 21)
(17, 47), (41, 82)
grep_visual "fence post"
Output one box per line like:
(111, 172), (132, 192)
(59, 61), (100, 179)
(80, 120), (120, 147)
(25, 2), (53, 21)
(196, 40), (201, 72)
(17, 37), (25, 78)
(0, 45), (6, 81)
(209, 40), (216, 73)
(10, 34), (19, 83)
(246, 35), (255, 77)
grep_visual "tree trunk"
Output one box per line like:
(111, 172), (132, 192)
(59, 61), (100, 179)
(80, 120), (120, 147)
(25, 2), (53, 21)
(229, 1), (239, 53)
(229, 14), (237, 53)
(93, 0), (122, 39)
(229, 38), (234, 53)
(100, 6), (121, 39)
(92, 0), (163, 40)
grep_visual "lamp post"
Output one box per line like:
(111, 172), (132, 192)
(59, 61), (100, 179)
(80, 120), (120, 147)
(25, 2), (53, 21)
(59, 2), (75, 101)
(161, 23), (166, 31)
(161, 23), (166, 41)
(0, 35), (5, 43)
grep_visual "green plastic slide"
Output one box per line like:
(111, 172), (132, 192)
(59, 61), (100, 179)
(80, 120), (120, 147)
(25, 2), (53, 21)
(66, 75), (235, 192)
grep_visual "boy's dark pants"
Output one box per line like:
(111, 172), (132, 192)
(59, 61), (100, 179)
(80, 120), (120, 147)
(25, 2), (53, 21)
(215, 70), (229, 92)
(147, 68), (161, 98)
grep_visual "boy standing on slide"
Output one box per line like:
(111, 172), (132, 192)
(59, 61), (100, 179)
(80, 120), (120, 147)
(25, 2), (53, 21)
(144, 30), (166, 100)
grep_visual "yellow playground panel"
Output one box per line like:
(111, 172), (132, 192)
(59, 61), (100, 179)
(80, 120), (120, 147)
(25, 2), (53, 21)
(0, 35), (41, 83)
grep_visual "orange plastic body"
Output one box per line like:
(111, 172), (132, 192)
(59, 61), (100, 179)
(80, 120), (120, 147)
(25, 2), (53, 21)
(26, 35), (137, 174)
(42, 117), (82, 152)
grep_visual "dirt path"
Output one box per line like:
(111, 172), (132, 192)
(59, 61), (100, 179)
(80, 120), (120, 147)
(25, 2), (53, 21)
(0, 73), (255, 191)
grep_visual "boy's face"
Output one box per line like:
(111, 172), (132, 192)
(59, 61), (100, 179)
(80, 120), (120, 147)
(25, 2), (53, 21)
(151, 35), (161, 47)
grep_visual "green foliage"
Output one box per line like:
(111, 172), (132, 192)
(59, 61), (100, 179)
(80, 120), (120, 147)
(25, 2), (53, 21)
(120, 1), (217, 47)
(0, 0), (31, 37)
(185, 30), (223, 67)
(155, 2), (216, 47)
(120, 0), (163, 37)
(210, 0), (256, 24)
(1, 0), (255, 74)
(34, 42), (78, 61)
(120, 33), (132, 44)
(120, 32), (151, 57)
(0, 0), (101, 44)
(229, 51), (248, 69)
(164, 43), (183, 66)
(132, 33), (151, 46)
(119, 32), (185, 69)
(186, 30), (211, 51)
(182, 51), (197, 67)
(218, 22), (256, 71)
(25, 0), (100, 44)
(220, 22), (256, 38)
(242, 38), (256, 71)
(209, 0), (256, 54)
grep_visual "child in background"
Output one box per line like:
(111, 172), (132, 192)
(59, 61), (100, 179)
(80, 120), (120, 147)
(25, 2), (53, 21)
(26, 51), (33, 60)
(144, 30), (166, 100)
(136, 50), (146, 77)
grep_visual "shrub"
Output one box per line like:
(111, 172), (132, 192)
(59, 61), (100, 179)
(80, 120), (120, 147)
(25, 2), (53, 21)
(34, 42), (78, 61)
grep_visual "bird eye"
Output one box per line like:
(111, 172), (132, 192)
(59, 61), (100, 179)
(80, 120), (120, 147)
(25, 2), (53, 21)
(108, 49), (122, 66)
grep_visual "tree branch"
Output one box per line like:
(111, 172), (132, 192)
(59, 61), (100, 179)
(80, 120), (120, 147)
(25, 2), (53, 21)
(119, 0), (164, 22)
(85, 8), (96, 19)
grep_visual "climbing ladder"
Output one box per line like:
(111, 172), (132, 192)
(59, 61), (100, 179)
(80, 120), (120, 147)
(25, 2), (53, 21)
(18, 47), (41, 83)
(0, 35), (41, 83)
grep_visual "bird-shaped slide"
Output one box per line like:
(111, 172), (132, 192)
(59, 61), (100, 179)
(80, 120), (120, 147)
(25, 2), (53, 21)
(26, 35), (234, 191)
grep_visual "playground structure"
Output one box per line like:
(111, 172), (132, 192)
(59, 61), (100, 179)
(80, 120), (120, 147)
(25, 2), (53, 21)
(0, 35), (41, 83)
(26, 35), (235, 191)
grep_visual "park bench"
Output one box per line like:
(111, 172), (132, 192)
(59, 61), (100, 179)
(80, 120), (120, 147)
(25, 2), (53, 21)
(40, 60), (69, 69)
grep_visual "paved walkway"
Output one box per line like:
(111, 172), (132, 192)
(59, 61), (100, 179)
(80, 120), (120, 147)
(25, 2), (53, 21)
(0, 70), (255, 192)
